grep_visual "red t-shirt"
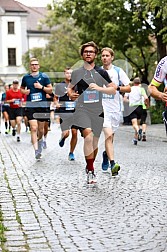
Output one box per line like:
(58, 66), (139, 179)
(6, 89), (24, 108)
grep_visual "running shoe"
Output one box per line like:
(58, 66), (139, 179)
(43, 141), (47, 149)
(142, 134), (146, 141)
(102, 151), (109, 171)
(59, 137), (65, 147)
(87, 171), (97, 184)
(38, 140), (43, 154)
(35, 150), (41, 160)
(5, 130), (8, 134)
(17, 136), (20, 142)
(111, 162), (120, 176)
(68, 153), (75, 161)
(12, 128), (16, 136)
(133, 139), (137, 145)
(137, 129), (142, 141)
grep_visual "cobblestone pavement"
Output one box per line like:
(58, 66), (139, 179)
(0, 122), (167, 252)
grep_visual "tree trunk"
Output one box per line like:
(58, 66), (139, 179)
(156, 35), (166, 61)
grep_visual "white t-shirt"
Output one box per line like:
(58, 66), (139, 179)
(102, 65), (130, 112)
(151, 56), (167, 87)
(125, 86), (146, 106)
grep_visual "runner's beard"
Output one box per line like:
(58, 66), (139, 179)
(88, 60), (94, 64)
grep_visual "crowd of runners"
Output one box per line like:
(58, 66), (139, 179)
(0, 41), (166, 184)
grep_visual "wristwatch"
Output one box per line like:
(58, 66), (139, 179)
(117, 86), (120, 91)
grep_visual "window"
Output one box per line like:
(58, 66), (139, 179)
(8, 22), (15, 34)
(8, 48), (16, 66)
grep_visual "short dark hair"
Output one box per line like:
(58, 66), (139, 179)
(64, 67), (71, 72)
(13, 79), (19, 84)
(80, 41), (99, 56)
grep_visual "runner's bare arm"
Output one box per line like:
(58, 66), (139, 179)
(148, 84), (167, 102)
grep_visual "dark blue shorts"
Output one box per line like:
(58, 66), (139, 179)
(8, 107), (22, 120)
(24, 107), (50, 122)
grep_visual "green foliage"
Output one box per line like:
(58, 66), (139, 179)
(0, 209), (7, 247)
(149, 101), (165, 124)
(22, 18), (81, 83)
(49, 0), (167, 83)
(22, 0), (167, 84)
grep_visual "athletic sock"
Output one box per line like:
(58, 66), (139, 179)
(86, 158), (94, 172)
(110, 160), (115, 167)
(5, 122), (8, 130)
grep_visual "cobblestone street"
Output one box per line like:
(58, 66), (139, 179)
(0, 123), (167, 252)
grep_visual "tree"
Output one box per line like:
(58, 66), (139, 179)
(133, 0), (167, 60)
(49, 0), (167, 83)
(22, 17), (81, 82)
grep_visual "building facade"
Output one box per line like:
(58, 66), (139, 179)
(0, 0), (50, 87)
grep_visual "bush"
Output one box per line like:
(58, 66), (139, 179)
(149, 101), (165, 124)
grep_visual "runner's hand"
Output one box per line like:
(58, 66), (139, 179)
(69, 91), (79, 101)
(161, 92), (167, 102)
(34, 81), (42, 89)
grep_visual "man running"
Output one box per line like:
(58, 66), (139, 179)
(68, 41), (116, 183)
(6, 79), (23, 142)
(20, 58), (52, 159)
(54, 67), (78, 161)
(101, 47), (131, 175)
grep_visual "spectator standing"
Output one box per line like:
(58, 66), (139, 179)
(20, 58), (52, 159)
(101, 47), (131, 175)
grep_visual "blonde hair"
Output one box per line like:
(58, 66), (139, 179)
(101, 47), (114, 56)
(30, 57), (39, 64)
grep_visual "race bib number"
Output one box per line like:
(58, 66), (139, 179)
(102, 94), (114, 100)
(65, 101), (76, 110)
(83, 90), (99, 103)
(13, 99), (21, 105)
(30, 93), (42, 102)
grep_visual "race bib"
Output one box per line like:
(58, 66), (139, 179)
(30, 92), (42, 102)
(83, 90), (99, 103)
(102, 93), (114, 100)
(13, 99), (21, 105)
(65, 101), (76, 110)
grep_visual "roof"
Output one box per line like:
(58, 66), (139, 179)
(16, 2), (50, 32)
(0, 0), (26, 12)
(0, 0), (50, 32)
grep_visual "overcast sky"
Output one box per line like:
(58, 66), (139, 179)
(16, 0), (53, 7)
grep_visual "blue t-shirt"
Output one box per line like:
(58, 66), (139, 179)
(21, 72), (51, 107)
